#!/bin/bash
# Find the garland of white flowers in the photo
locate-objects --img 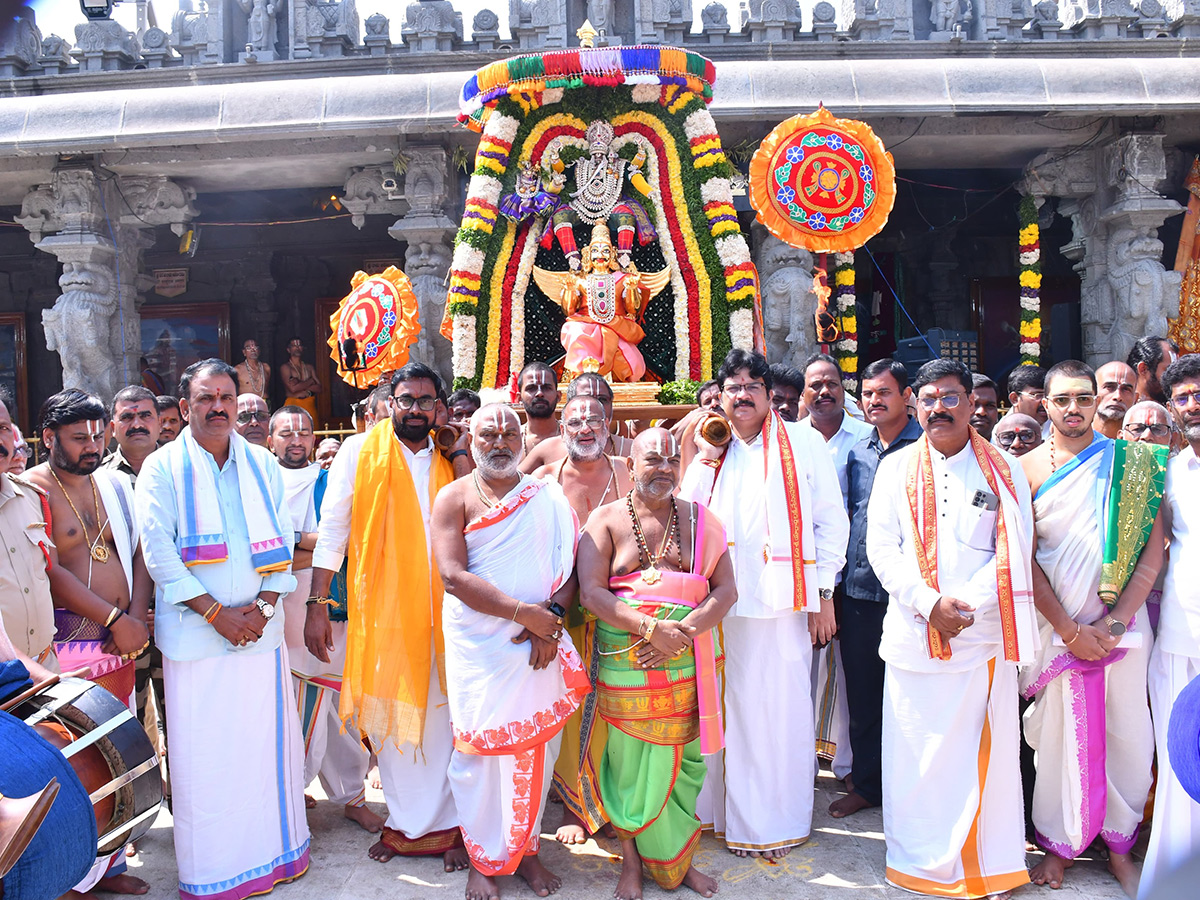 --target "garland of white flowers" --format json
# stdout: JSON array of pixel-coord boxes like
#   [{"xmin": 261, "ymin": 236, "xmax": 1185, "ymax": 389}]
[
  {"xmin": 1018, "ymin": 195, "xmax": 1042, "ymax": 364},
  {"xmin": 831, "ymin": 251, "xmax": 858, "ymax": 391},
  {"xmin": 506, "ymin": 218, "xmax": 544, "ymax": 380}
]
